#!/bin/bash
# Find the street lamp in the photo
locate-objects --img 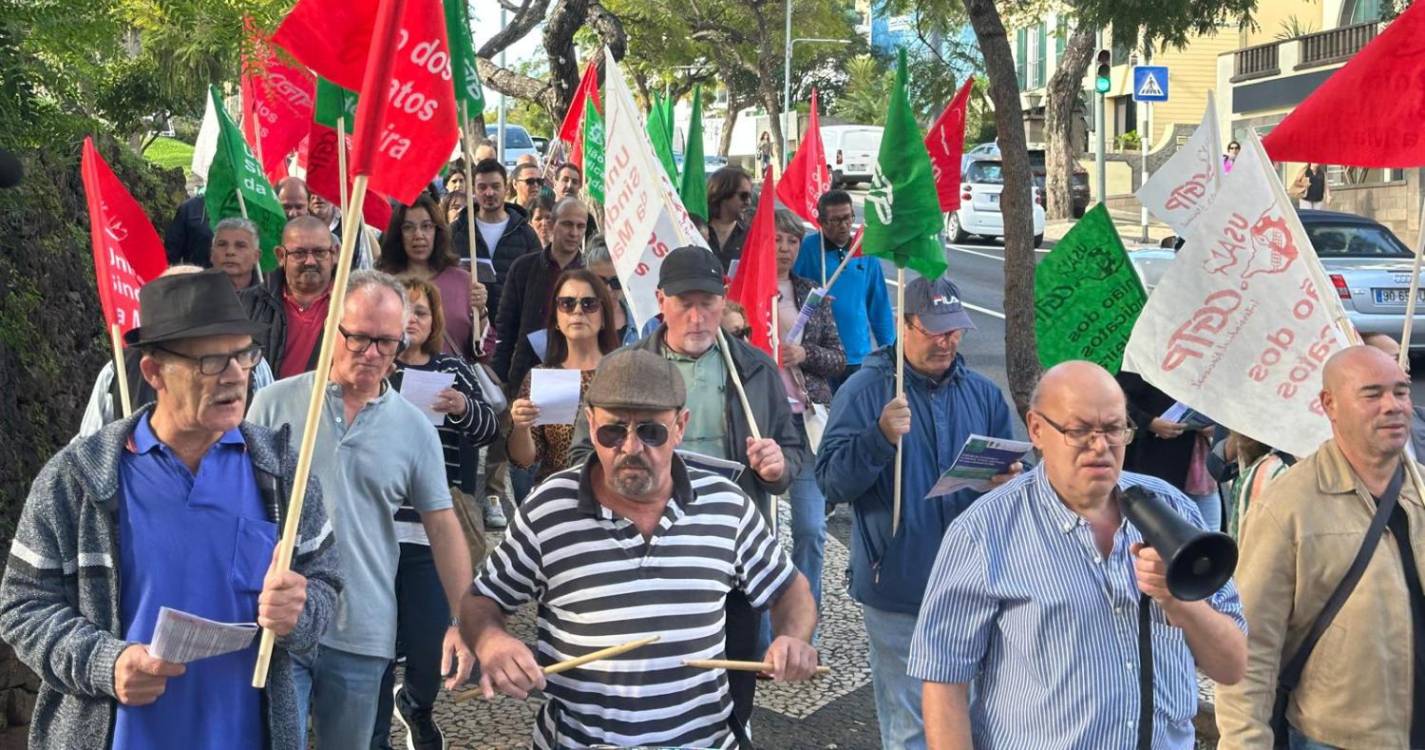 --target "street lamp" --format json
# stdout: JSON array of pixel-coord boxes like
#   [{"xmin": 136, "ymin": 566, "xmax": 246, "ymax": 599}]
[{"xmin": 781, "ymin": 34, "xmax": 851, "ymax": 161}]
